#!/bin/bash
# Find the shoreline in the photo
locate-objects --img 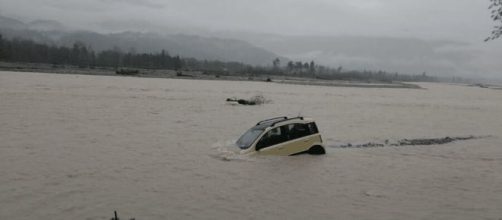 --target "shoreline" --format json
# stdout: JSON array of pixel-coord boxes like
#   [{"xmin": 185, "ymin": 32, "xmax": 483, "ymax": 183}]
[{"xmin": 0, "ymin": 61, "xmax": 422, "ymax": 89}]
